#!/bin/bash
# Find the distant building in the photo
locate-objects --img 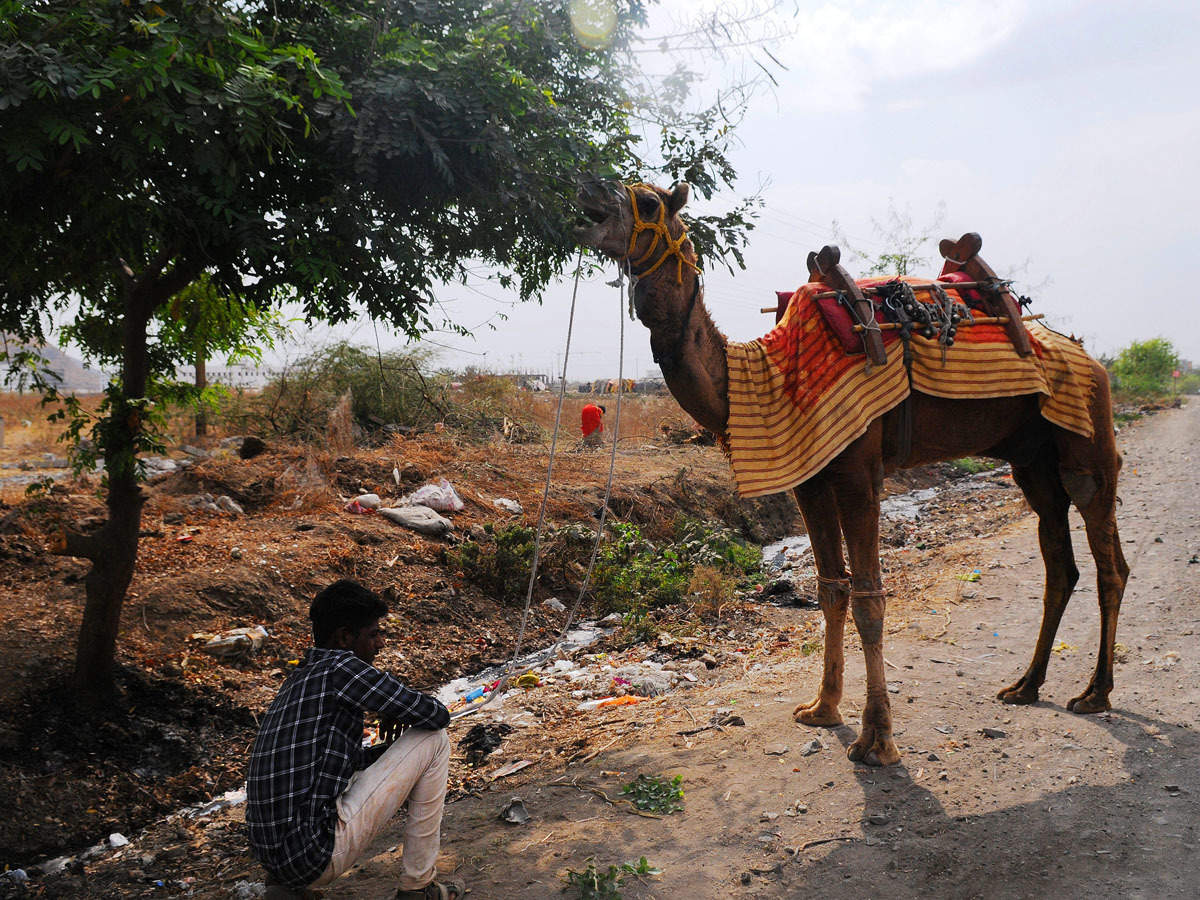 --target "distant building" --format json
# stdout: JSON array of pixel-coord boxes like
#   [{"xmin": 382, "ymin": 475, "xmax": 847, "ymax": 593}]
[{"xmin": 176, "ymin": 364, "xmax": 276, "ymax": 389}]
